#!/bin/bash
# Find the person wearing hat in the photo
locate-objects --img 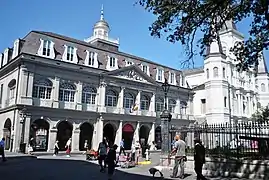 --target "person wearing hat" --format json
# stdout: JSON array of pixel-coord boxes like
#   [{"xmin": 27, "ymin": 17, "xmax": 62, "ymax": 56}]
[
  {"xmin": 194, "ymin": 137, "xmax": 207, "ymax": 180},
  {"xmin": 107, "ymin": 144, "xmax": 118, "ymax": 180}
]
